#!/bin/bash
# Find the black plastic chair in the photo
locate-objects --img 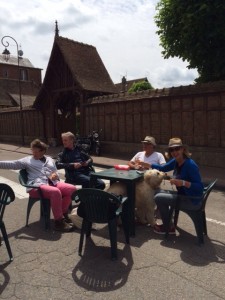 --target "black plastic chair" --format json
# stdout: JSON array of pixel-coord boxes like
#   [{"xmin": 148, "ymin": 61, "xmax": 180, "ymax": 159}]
[
  {"xmin": 72, "ymin": 188, "xmax": 130, "ymax": 260},
  {"xmin": 0, "ymin": 183, "xmax": 15, "ymax": 261},
  {"xmin": 18, "ymin": 169, "xmax": 51, "ymax": 230},
  {"xmin": 168, "ymin": 179, "xmax": 217, "ymax": 244}
]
